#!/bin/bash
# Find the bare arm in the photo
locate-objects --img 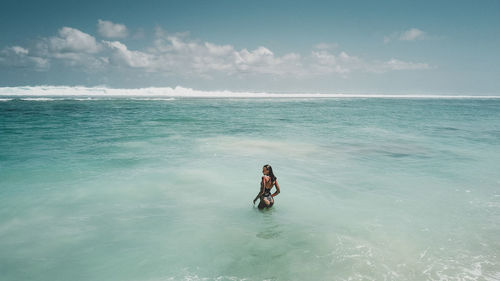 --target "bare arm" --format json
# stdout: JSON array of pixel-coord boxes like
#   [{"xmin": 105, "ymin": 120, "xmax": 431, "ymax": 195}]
[
  {"xmin": 272, "ymin": 179, "xmax": 281, "ymax": 197},
  {"xmin": 253, "ymin": 176, "xmax": 265, "ymax": 203}
]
